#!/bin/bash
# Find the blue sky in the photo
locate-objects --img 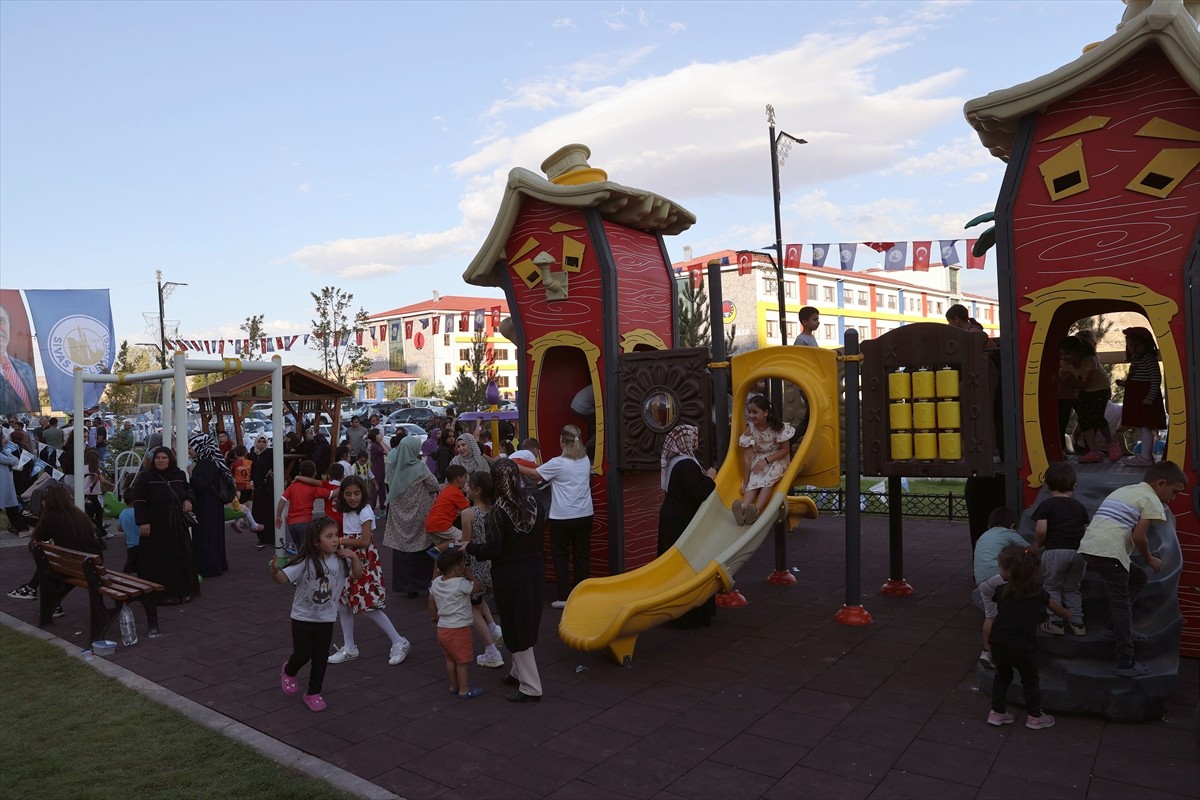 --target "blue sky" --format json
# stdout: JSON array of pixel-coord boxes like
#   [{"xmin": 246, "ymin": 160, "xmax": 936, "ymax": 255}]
[{"xmin": 0, "ymin": 0, "xmax": 1122, "ymax": 370}]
